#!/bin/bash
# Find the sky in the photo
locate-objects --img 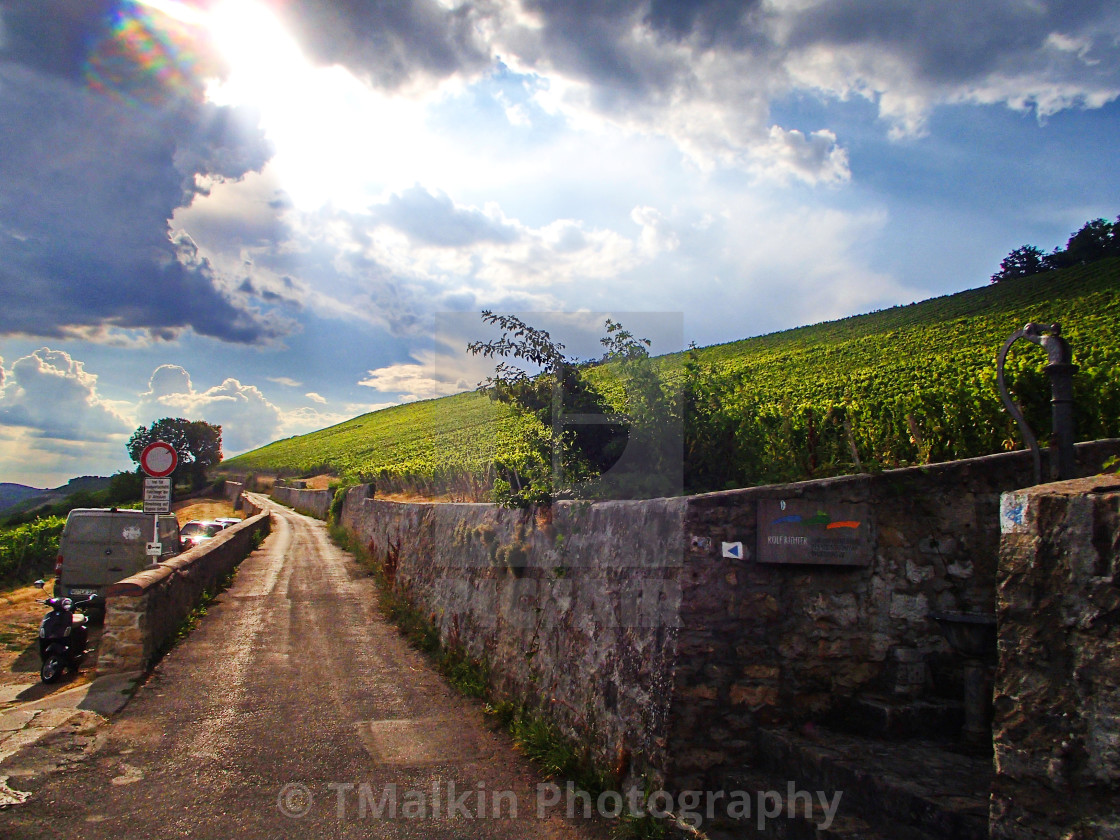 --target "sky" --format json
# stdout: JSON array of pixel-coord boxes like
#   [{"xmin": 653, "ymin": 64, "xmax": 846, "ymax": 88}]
[{"xmin": 0, "ymin": 0, "xmax": 1118, "ymax": 488}]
